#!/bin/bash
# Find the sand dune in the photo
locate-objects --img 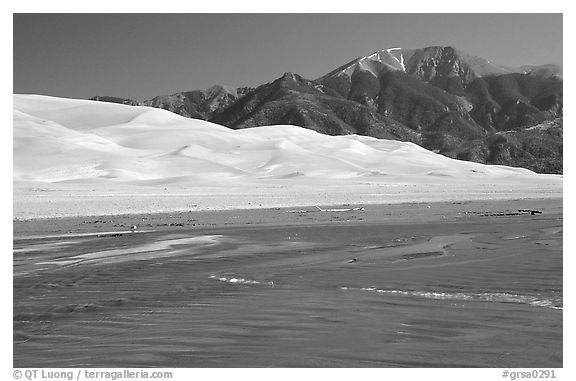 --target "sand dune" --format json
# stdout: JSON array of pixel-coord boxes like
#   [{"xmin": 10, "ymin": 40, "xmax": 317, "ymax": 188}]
[
  {"xmin": 13, "ymin": 94, "xmax": 562, "ymax": 218},
  {"xmin": 13, "ymin": 94, "xmax": 553, "ymax": 182}
]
